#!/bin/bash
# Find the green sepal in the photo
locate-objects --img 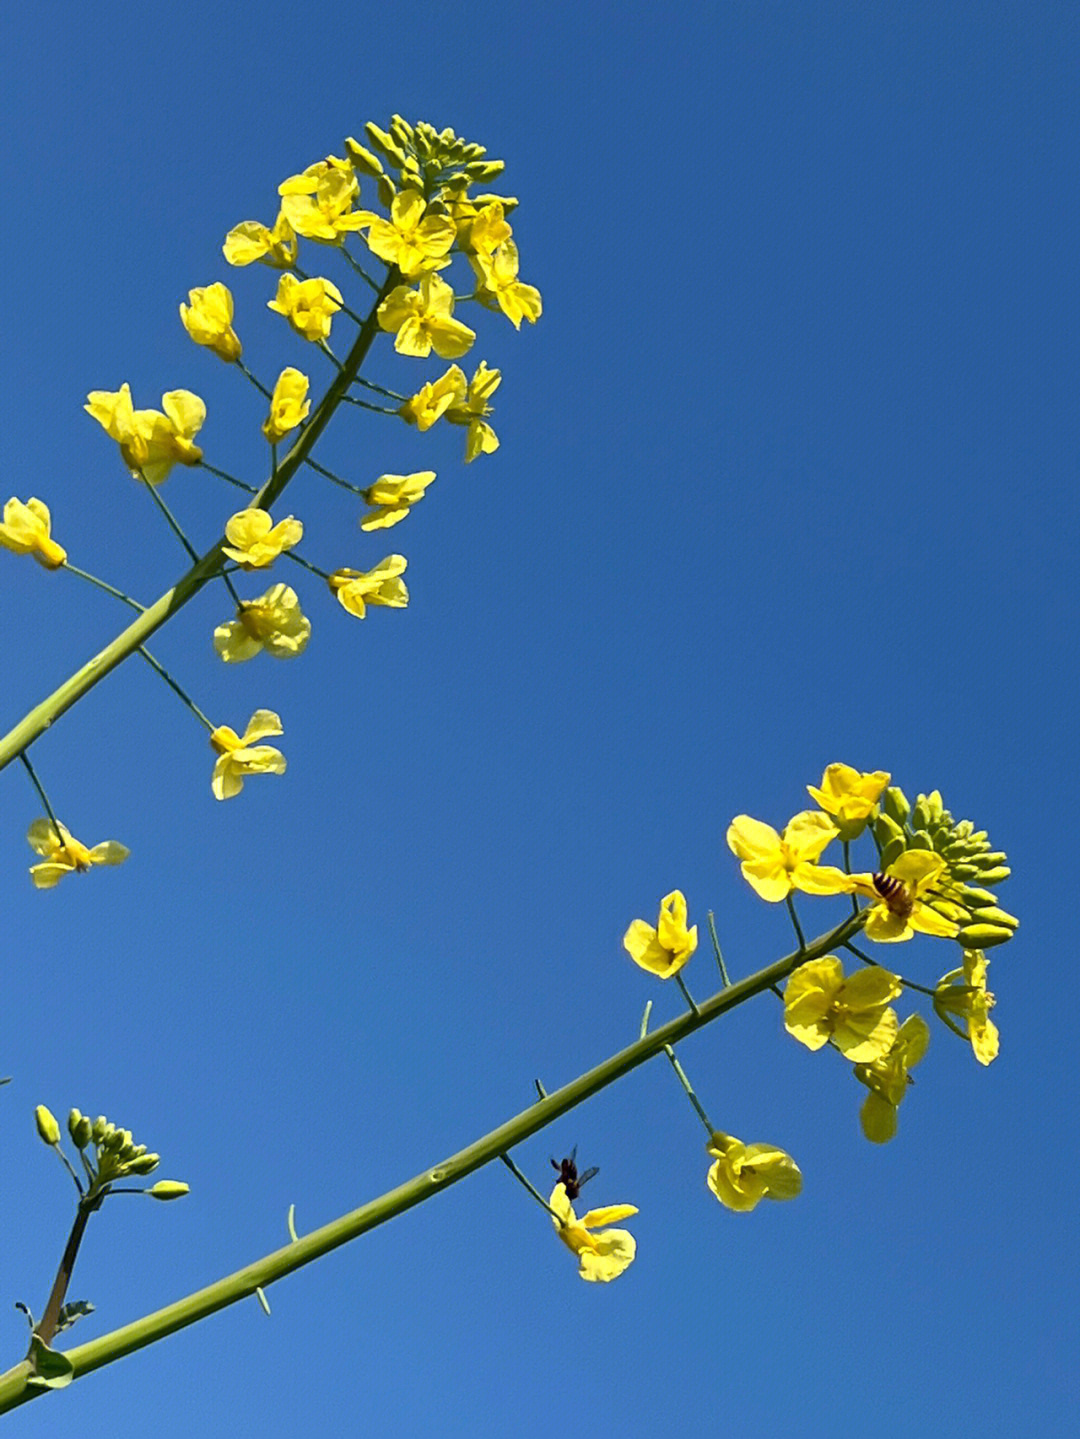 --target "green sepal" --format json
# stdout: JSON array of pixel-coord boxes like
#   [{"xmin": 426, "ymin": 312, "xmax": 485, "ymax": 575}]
[{"xmin": 26, "ymin": 1336, "xmax": 74, "ymax": 1390}]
